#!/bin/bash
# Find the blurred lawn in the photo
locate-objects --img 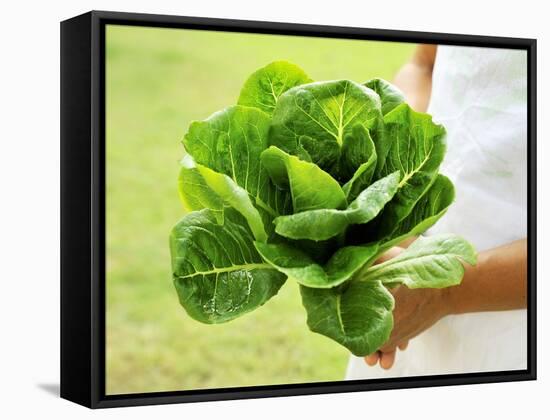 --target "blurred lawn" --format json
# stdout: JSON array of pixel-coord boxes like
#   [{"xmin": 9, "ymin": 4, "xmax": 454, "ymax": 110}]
[{"xmin": 105, "ymin": 24, "xmax": 414, "ymax": 395}]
